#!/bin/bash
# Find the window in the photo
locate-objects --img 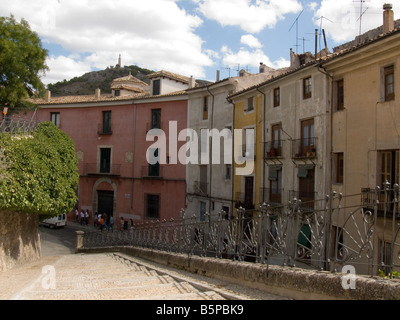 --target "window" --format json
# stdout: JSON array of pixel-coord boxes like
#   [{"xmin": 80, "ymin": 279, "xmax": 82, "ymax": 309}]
[
  {"xmin": 153, "ymin": 79, "xmax": 160, "ymax": 95},
  {"xmin": 273, "ymin": 88, "xmax": 280, "ymax": 107},
  {"xmin": 303, "ymin": 77, "xmax": 312, "ymax": 99},
  {"xmin": 301, "ymin": 119, "xmax": 315, "ymax": 156},
  {"xmin": 100, "ymin": 148, "xmax": 111, "ymax": 173},
  {"xmin": 242, "ymin": 128, "xmax": 255, "ymax": 158},
  {"xmin": 269, "ymin": 166, "xmax": 282, "ymax": 204},
  {"xmin": 199, "ymin": 165, "xmax": 207, "ymax": 194},
  {"xmin": 148, "ymin": 148, "xmax": 160, "ymax": 177},
  {"xmin": 379, "ymin": 150, "xmax": 399, "ymax": 186},
  {"xmin": 203, "ymin": 96, "xmax": 208, "ymax": 120},
  {"xmin": 114, "ymin": 90, "xmax": 120, "ymax": 97},
  {"xmin": 50, "ymin": 112, "xmax": 60, "ymax": 128},
  {"xmin": 271, "ymin": 124, "xmax": 282, "ymax": 157},
  {"xmin": 246, "ymin": 97, "xmax": 254, "ymax": 112},
  {"xmin": 298, "ymin": 165, "xmax": 315, "ymax": 208},
  {"xmin": 199, "ymin": 201, "xmax": 206, "ymax": 221},
  {"xmin": 151, "ymin": 109, "xmax": 161, "ymax": 129},
  {"xmin": 334, "ymin": 153, "xmax": 344, "ymax": 184},
  {"xmin": 225, "ymin": 164, "xmax": 231, "ymax": 180},
  {"xmin": 336, "ymin": 80, "xmax": 344, "ymax": 111},
  {"xmin": 384, "ymin": 65, "xmax": 395, "ymax": 101},
  {"xmin": 146, "ymin": 194, "xmax": 160, "ymax": 218},
  {"xmin": 102, "ymin": 111, "xmax": 112, "ymax": 134}
]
